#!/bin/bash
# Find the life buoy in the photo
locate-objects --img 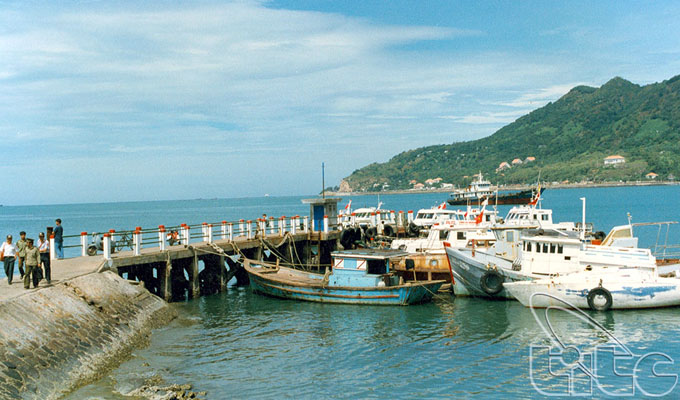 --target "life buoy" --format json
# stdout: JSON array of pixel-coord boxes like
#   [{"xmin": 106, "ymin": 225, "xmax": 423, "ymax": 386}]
[
  {"xmin": 587, "ymin": 287, "xmax": 612, "ymax": 311},
  {"xmin": 87, "ymin": 245, "xmax": 97, "ymax": 256},
  {"xmin": 480, "ymin": 270, "xmax": 504, "ymax": 295},
  {"xmin": 383, "ymin": 224, "xmax": 395, "ymax": 237}
]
